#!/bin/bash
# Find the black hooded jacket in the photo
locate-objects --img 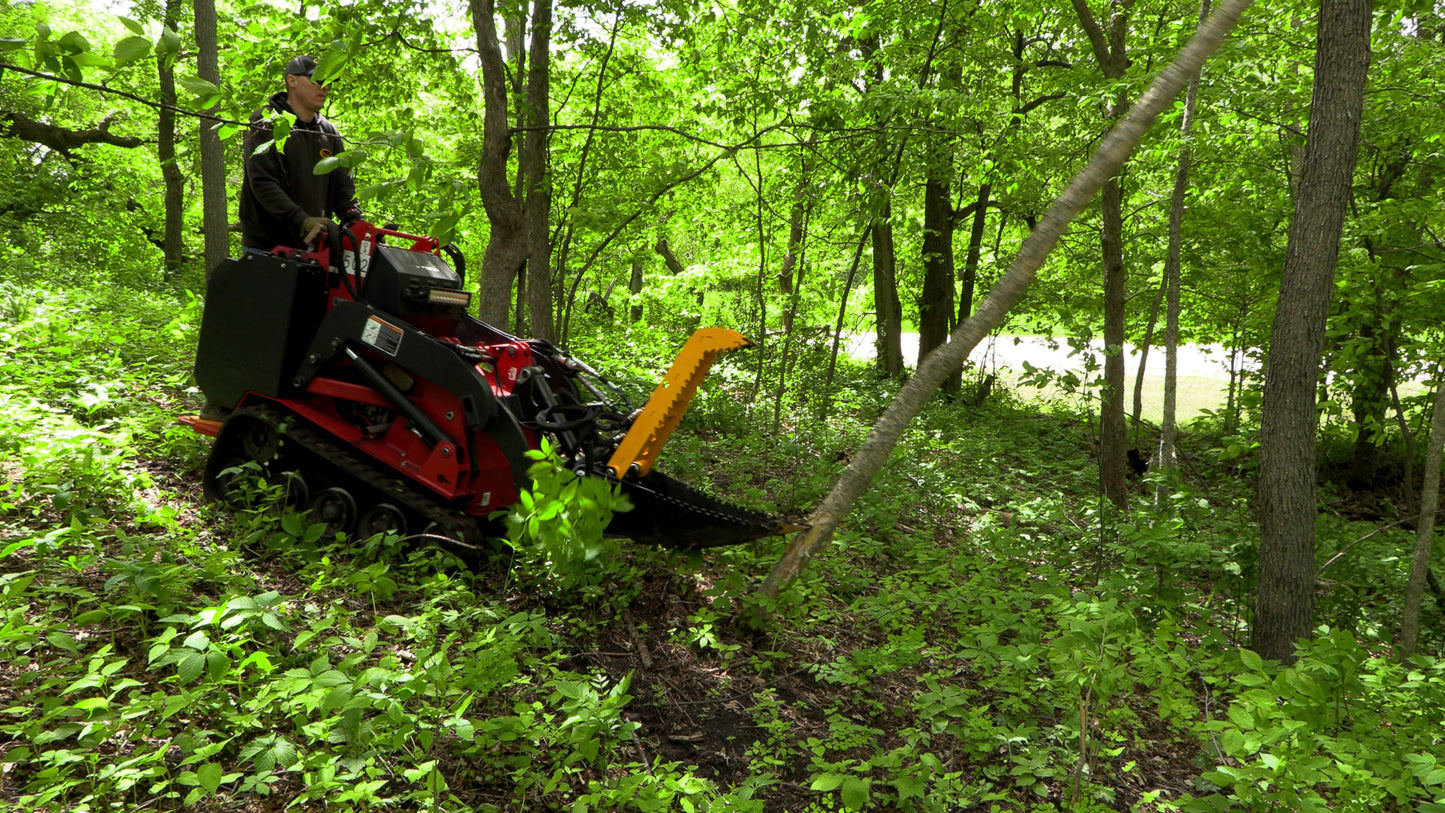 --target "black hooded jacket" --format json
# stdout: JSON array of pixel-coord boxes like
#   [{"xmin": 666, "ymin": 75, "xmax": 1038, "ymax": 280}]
[{"xmin": 238, "ymin": 91, "xmax": 360, "ymax": 250}]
